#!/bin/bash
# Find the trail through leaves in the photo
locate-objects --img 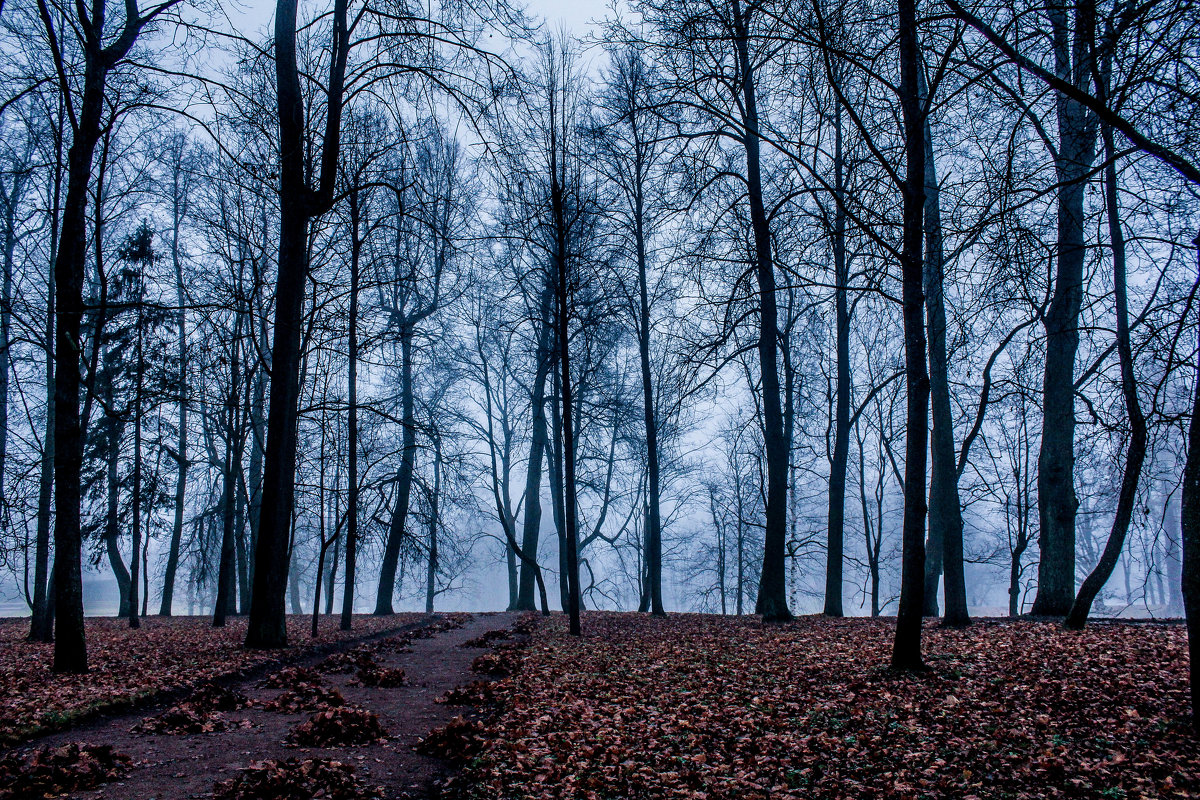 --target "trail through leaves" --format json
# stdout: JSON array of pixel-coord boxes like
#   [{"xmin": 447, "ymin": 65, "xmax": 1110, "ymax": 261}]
[{"xmin": 0, "ymin": 614, "xmax": 423, "ymax": 747}]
